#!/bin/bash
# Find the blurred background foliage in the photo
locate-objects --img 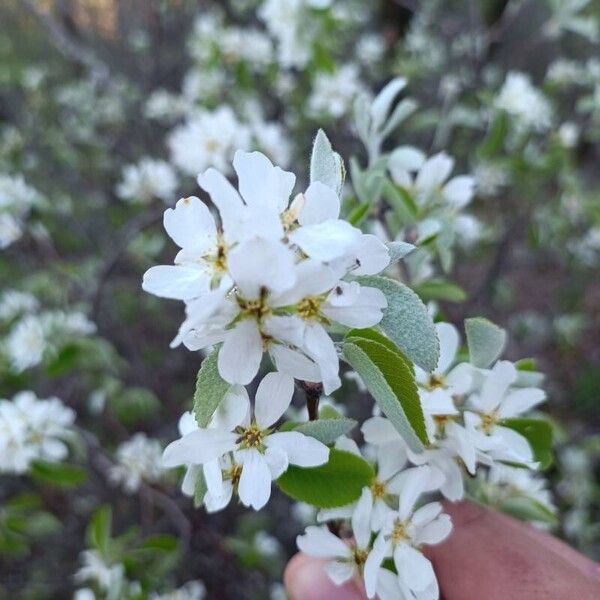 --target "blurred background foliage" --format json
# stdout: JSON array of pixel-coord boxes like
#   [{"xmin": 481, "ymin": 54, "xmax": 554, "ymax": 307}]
[{"xmin": 0, "ymin": 0, "xmax": 599, "ymax": 598}]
